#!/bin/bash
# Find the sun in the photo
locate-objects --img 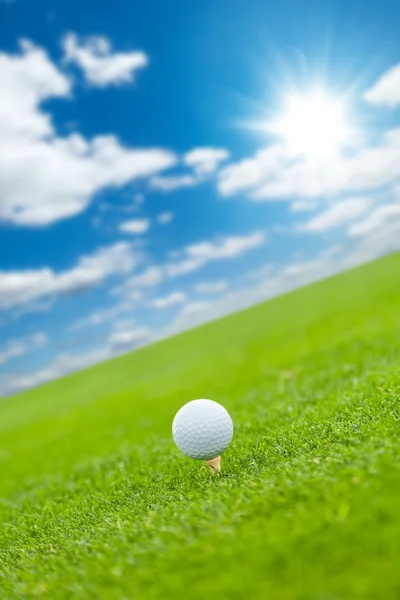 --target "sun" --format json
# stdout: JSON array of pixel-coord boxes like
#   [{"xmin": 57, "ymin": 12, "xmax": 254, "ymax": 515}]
[{"xmin": 267, "ymin": 89, "xmax": 351, "ymax": 160}]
